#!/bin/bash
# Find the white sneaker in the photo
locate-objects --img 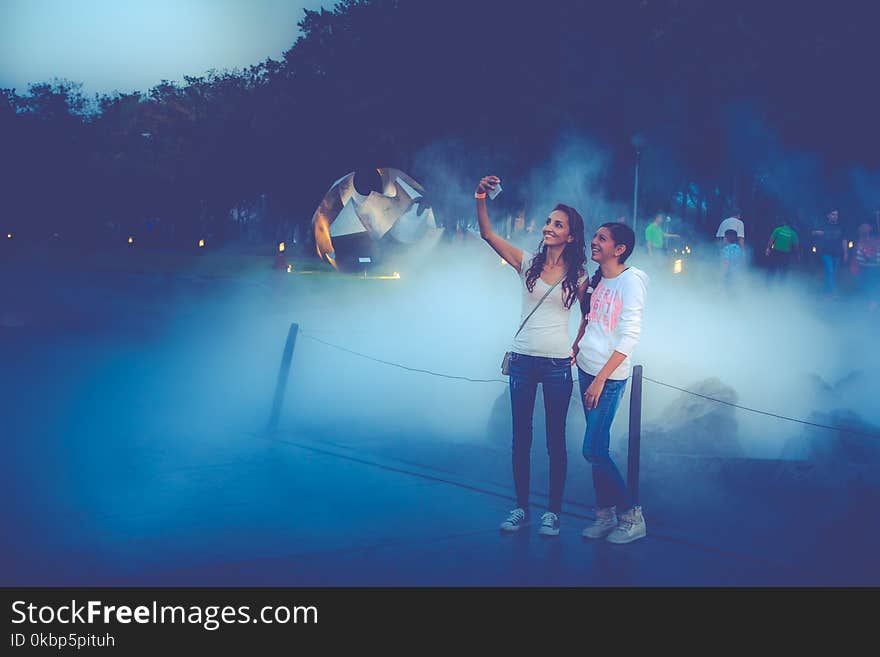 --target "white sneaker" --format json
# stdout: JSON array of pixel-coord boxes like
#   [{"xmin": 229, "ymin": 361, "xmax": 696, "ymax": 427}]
[
  {"xmin": 500, "ymin": 507, "xmax": 529, "ymax": 532},
  {"xmin": 582, "ymin": 506, "xmax": 617, "ymax": 539},
  {"xmin": 538, "ymin": 511, "xmax": 560, "ymax": 536},
  {"xmin": 606, "ymin": 506, "xmax": 647, "ymax": 544}
]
